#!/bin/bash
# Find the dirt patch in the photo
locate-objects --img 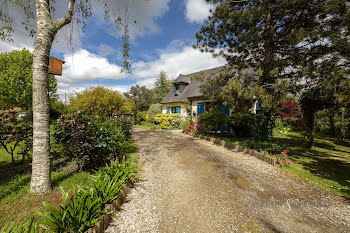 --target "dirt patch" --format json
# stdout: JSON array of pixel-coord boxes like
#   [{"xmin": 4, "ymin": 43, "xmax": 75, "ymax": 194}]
[{"xmin": 107, "ymin": 127, "xmax": 350, "ymax": 233}]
